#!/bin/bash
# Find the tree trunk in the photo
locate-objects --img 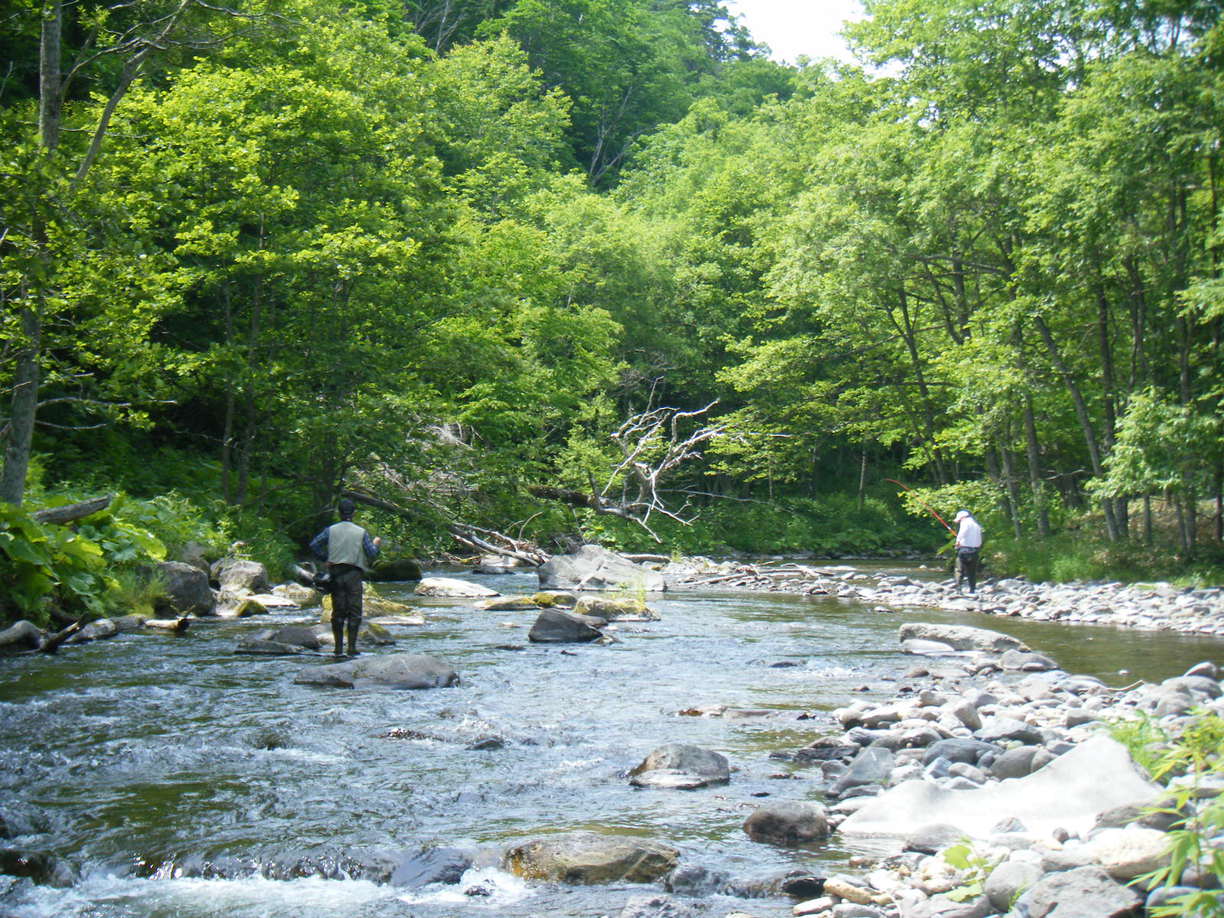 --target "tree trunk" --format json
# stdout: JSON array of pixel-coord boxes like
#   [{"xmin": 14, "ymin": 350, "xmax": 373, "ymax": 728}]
[
  {"xmin": 1022, "ymin": 395, "xmax": 1050, "ymax": 537},
  {"xmin": 1033, "ymin": 315, "xmax": 1121, "ymax": 540},
  {"xmin": 1, "ymin": 1, "xmax": 61, "ymax": 506},
  {"xmin": 0, "ymin": 307, "xmax": 41, "ymax": 506}
]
